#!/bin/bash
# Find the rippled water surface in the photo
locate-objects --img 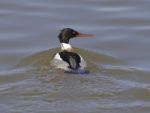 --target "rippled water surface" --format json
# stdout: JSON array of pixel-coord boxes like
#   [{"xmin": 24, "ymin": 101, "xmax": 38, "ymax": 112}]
[{"xmin": 0, "ymin": 0, "xmax": 150, "ymax": 113}]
